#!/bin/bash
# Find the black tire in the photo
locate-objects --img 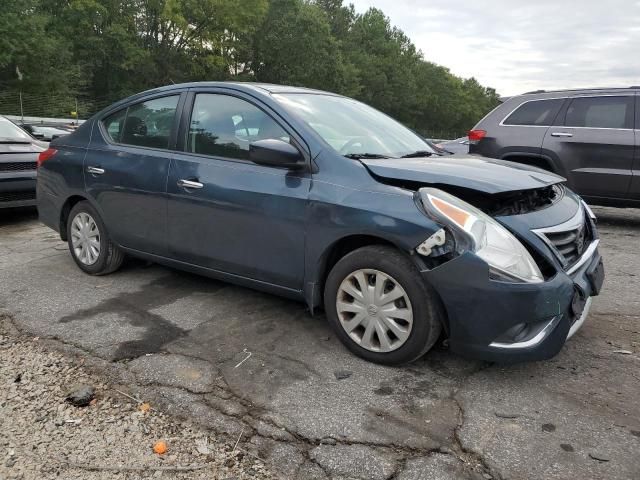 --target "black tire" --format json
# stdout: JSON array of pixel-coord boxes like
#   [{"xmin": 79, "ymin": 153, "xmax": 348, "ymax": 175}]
[
  {"xmin": 66, "ymin": 201, "xmax": 125, "ymax": 275},
  {"xmin": 324, "ymin": 245, "xmax": 443, "ymax": 365}
]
